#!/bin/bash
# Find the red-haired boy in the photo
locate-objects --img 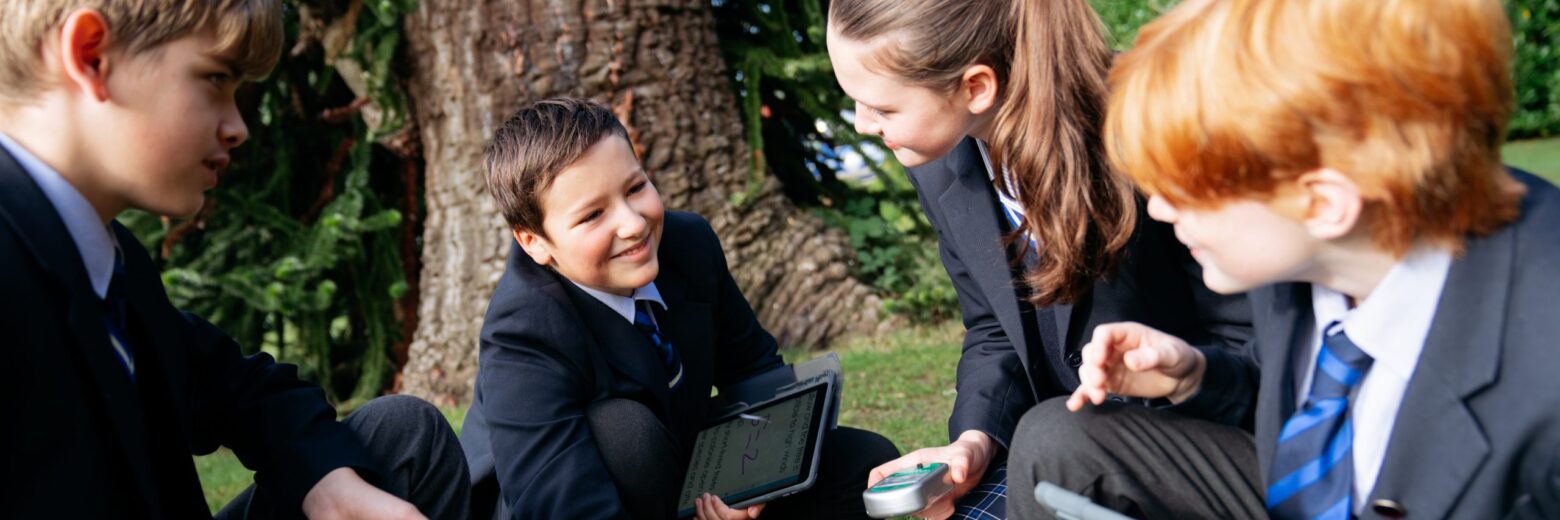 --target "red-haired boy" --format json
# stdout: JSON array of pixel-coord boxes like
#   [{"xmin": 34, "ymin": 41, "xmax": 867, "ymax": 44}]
[{"xmin": 1007, "ymin": 0, "xmax": 1560, "ymax": 518}]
